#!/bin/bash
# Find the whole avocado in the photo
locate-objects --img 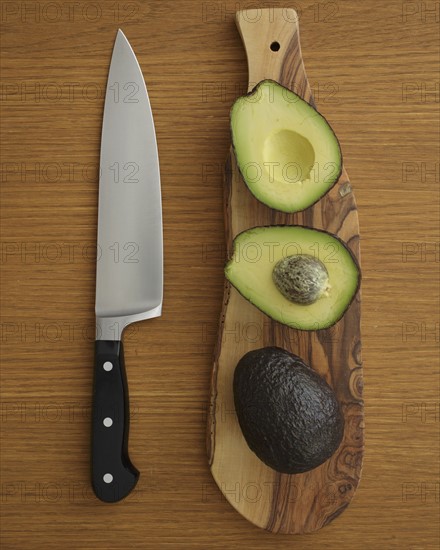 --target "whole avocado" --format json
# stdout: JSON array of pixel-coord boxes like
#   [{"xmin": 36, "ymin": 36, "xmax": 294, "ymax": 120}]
[{"xmin": 233, "ymin": 347, "xmax": 344, "ymax": 474}]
